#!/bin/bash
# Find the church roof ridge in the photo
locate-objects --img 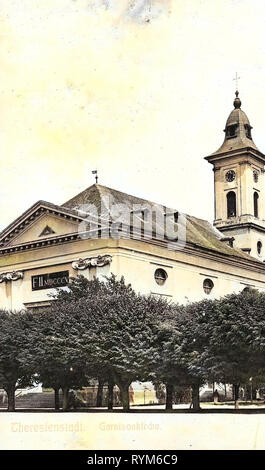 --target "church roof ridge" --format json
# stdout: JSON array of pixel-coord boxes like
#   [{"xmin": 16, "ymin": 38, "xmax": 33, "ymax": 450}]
[{"xmin": 62, "ymin": 183, "xmax": 169, "ymax": 212}]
